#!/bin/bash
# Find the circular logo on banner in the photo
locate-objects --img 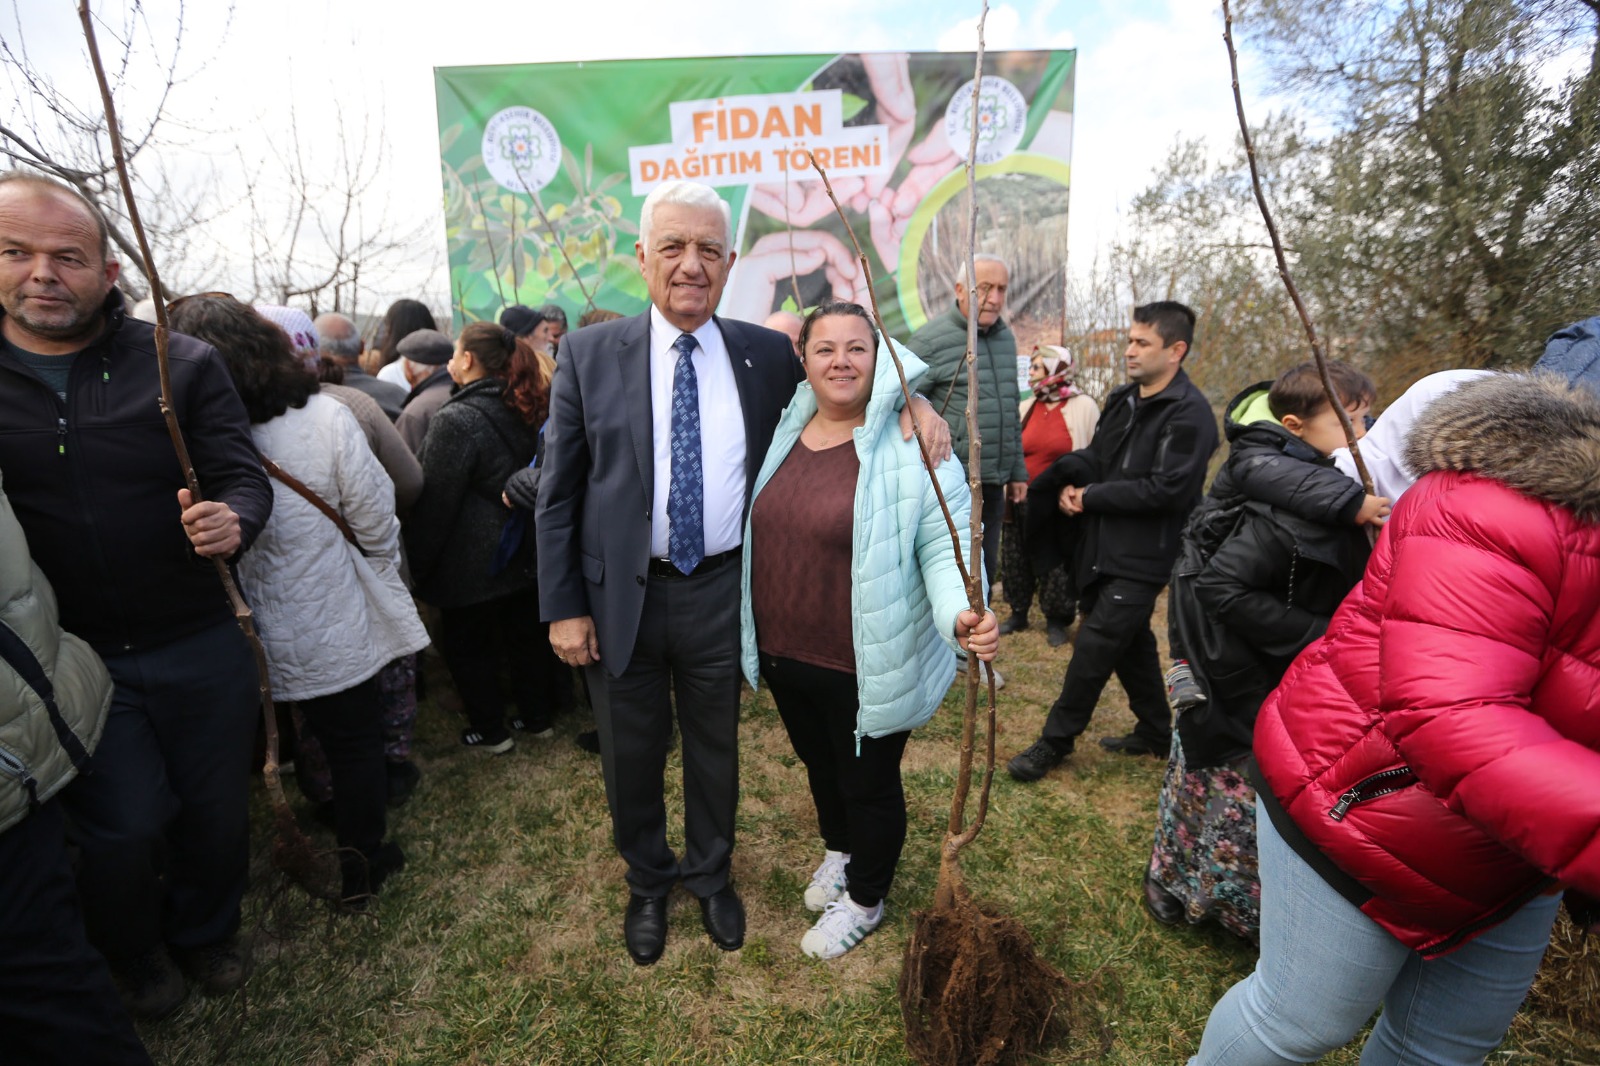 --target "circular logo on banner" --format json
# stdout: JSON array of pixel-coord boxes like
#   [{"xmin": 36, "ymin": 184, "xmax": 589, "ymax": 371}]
[
  {"xmin": 944, "ymin": 76, "xmax": 1029, "ymax": 164},
  {"xmin": 482, "ymin": 106, "xmax": 562, "ymax": 193}
]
